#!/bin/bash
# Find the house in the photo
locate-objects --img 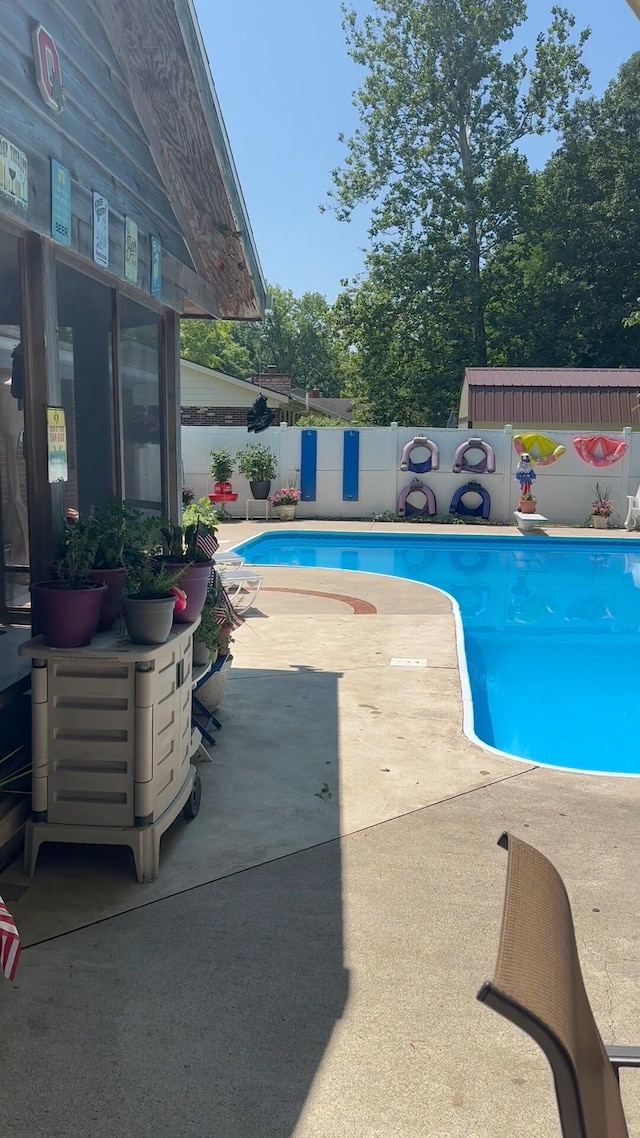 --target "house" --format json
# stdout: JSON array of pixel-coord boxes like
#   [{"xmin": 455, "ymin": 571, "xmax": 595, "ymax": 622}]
[
  {"xmin": 459, "ymin": 368, "xmax": 640, "ymax": 430},
  {"xmin": 0, "ymin": 0, "xmax": 265, "ymax": 856},
  {"xmin": 181, "ymin": 362, "xmax": 353, "ymax": 425}
]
